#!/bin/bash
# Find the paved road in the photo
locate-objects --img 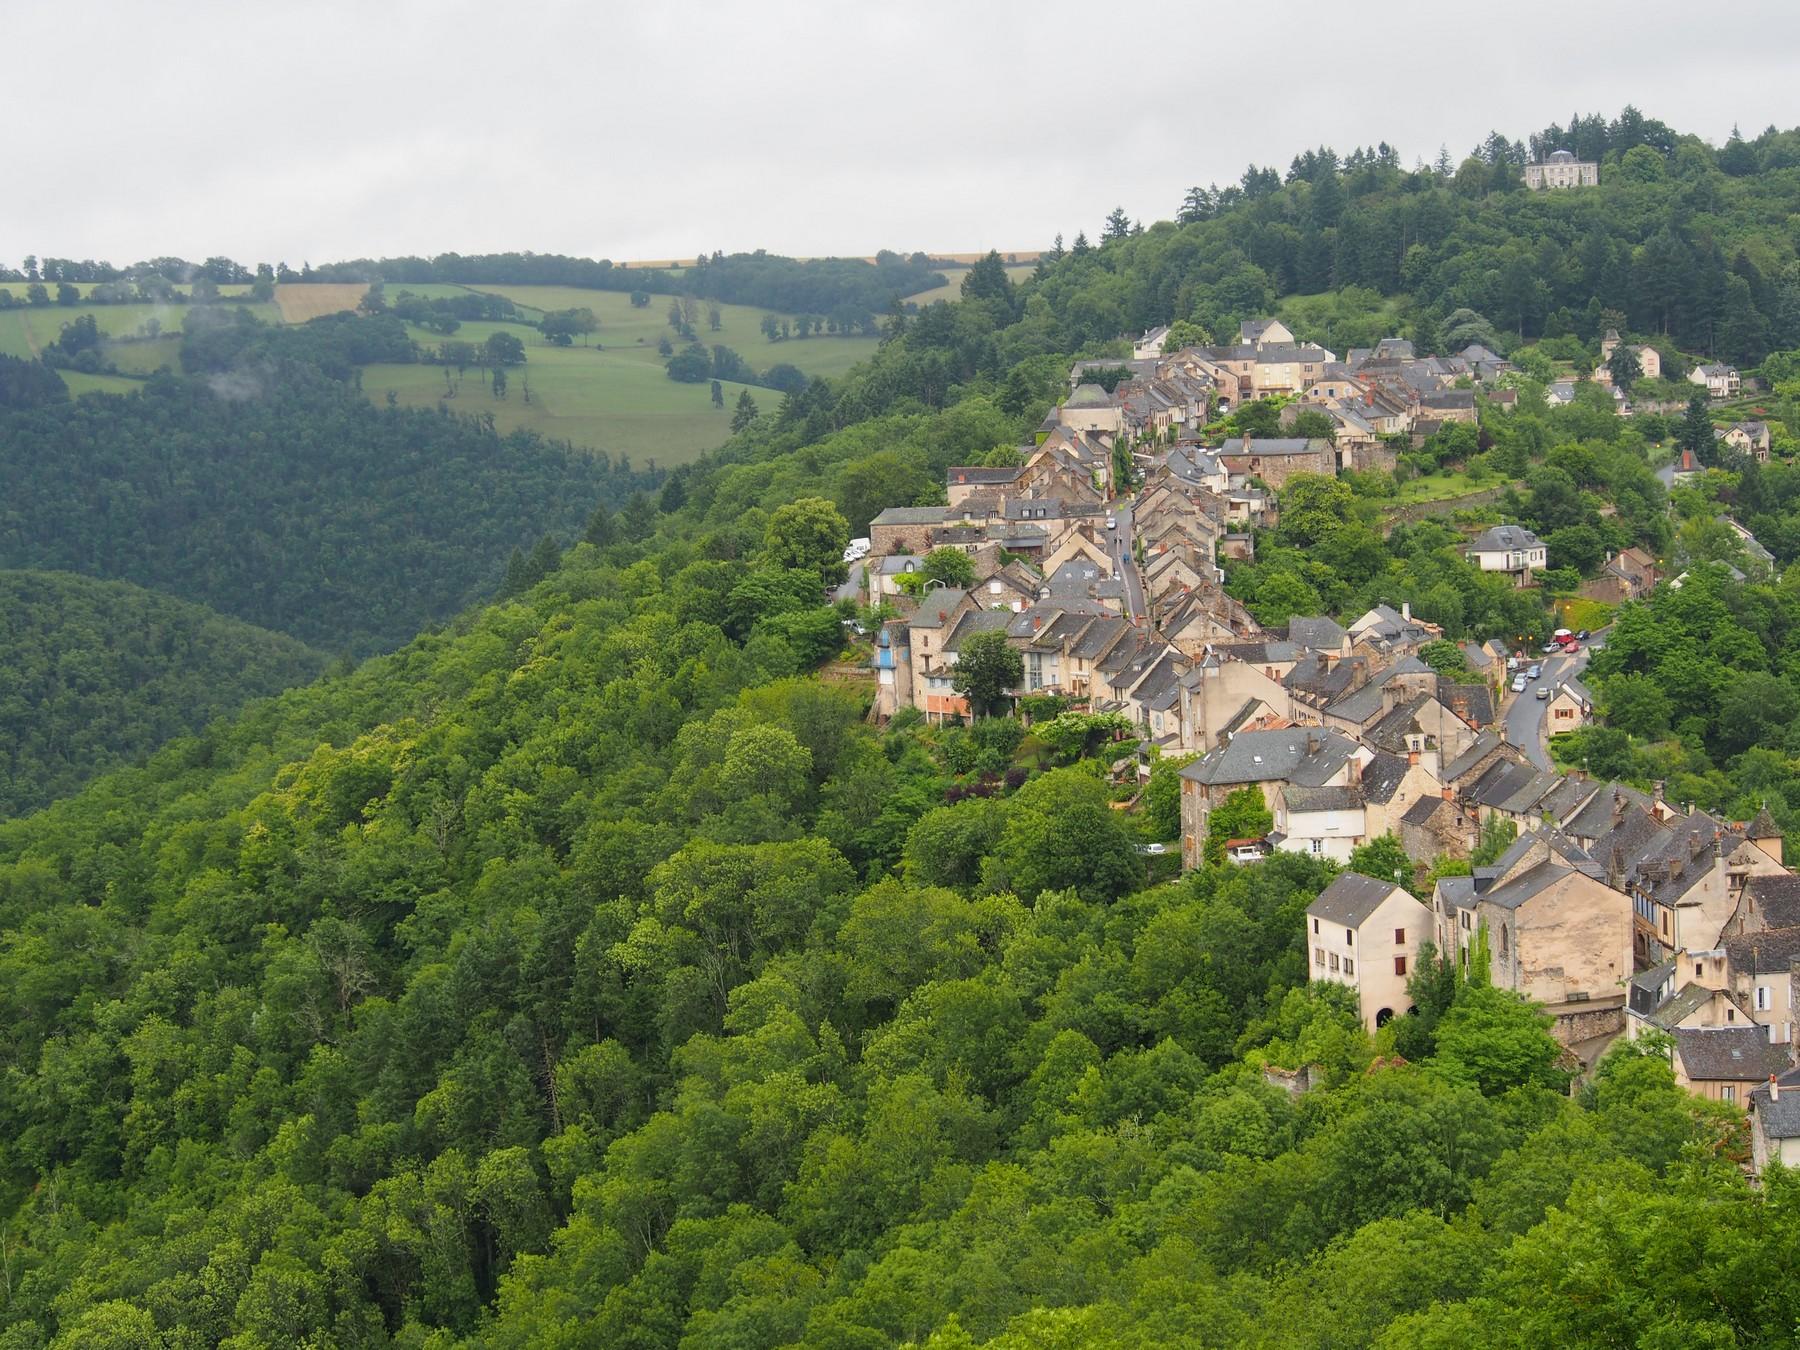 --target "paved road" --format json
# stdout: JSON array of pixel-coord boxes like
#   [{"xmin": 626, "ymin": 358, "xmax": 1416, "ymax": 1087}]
[
  {"xmin": 1109, "ymin": 503, "xmax": 1147, "ymax": 621},
  {"xmin": 1503, "ymin": 644, "xmax": 1593, "ymax": 770}
]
